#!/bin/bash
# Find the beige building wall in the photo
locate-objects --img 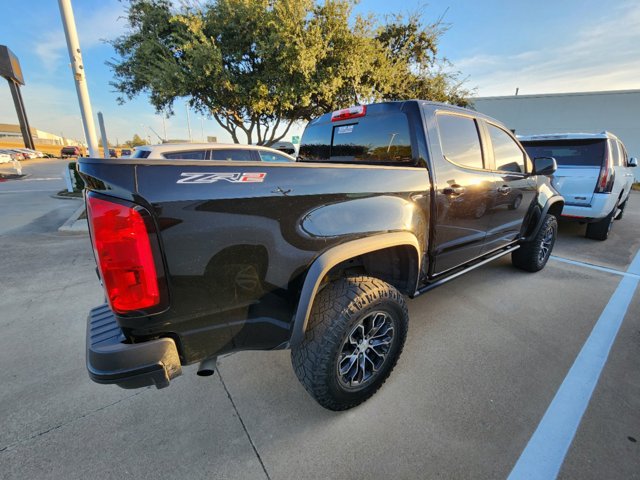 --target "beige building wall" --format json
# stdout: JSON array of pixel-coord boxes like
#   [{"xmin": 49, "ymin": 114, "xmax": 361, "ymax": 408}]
[{"xmin": 471, "ymin": 90, "xmax": 640, "ymax": 164}]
